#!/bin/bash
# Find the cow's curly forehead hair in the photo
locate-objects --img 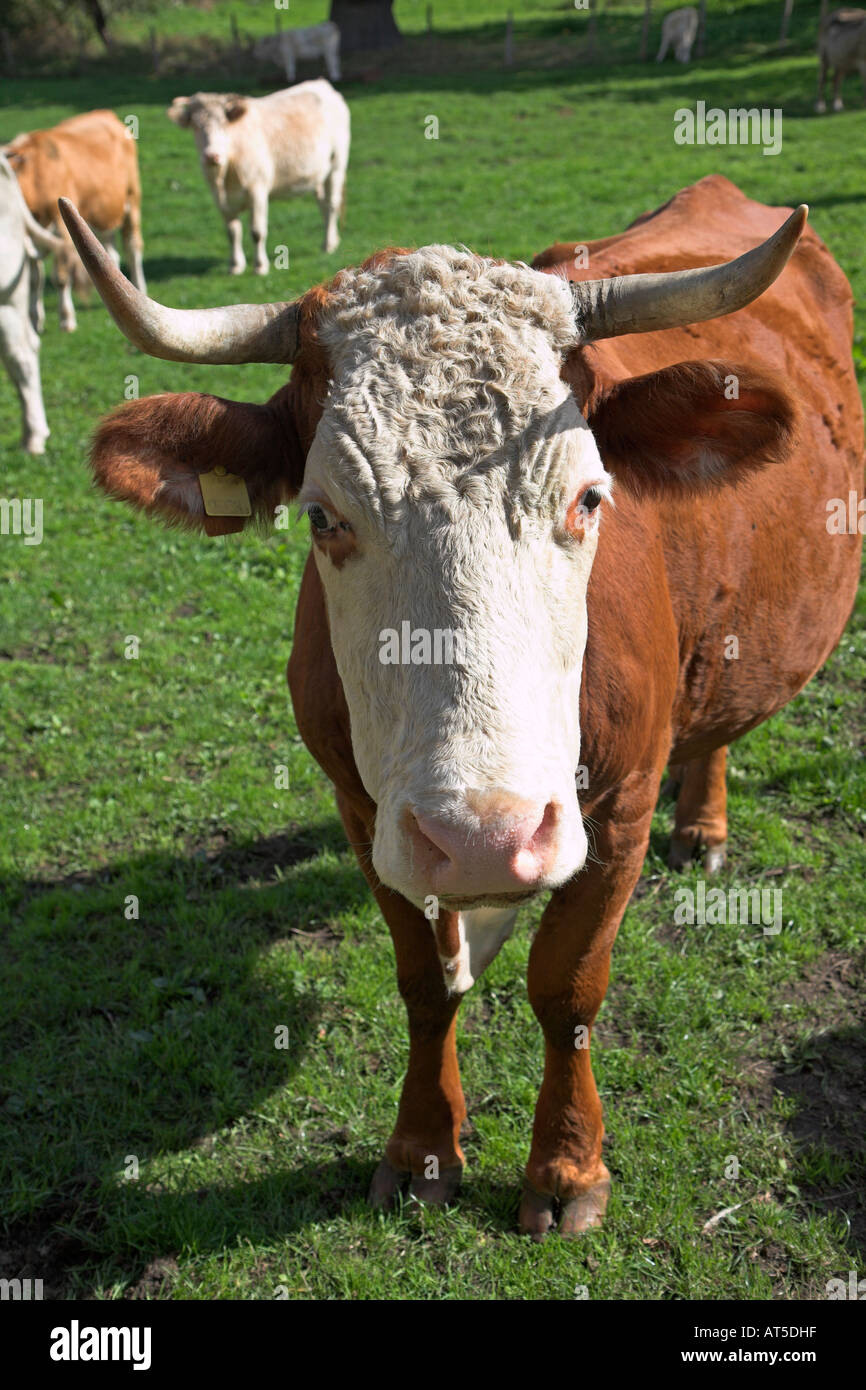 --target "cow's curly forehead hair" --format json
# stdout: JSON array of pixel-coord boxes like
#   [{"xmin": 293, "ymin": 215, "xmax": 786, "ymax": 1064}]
[{"xmin": 309, "ymin": 246, "xmax": 582, "ymax": 515}]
